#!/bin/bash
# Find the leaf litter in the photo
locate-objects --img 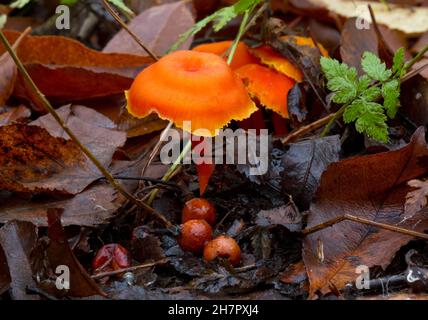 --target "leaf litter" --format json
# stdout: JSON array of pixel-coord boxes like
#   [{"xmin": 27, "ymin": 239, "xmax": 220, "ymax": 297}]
[{"xmin": 1, "ymin": 0, "xmax": 428, "ymax": 301}]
